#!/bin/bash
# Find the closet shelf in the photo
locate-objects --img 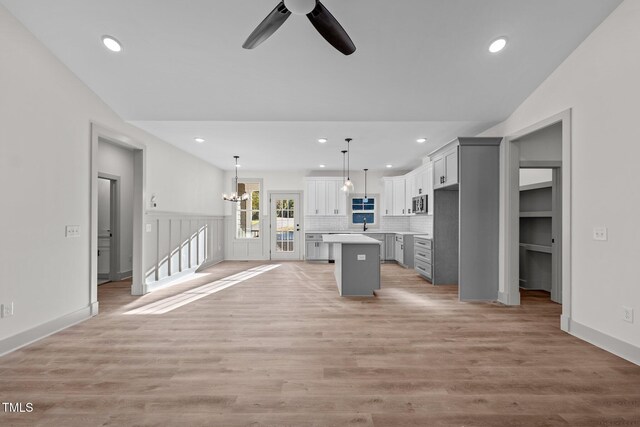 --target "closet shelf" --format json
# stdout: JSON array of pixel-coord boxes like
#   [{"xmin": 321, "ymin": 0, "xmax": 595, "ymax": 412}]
[
  {"xmin": 520, "ymin": 211, "xmax": 552, "ymax": 218},
  {"xmin": 519, "ymin": 243, "xmax": 552, "ymax": 254}
]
